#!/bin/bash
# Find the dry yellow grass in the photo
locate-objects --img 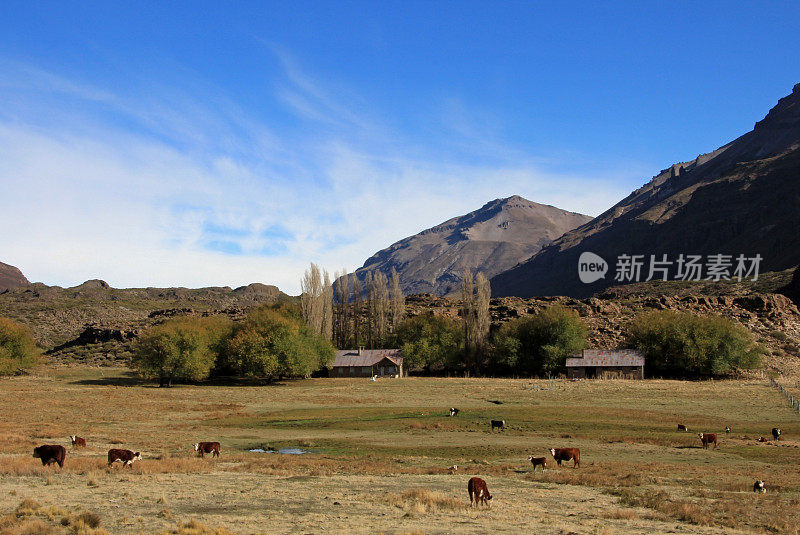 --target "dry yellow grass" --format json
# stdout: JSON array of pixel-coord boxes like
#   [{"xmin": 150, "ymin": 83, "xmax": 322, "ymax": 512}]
[{"xmin": 0, "ymin": 367, "xmax": 799, "ymax": 533}]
